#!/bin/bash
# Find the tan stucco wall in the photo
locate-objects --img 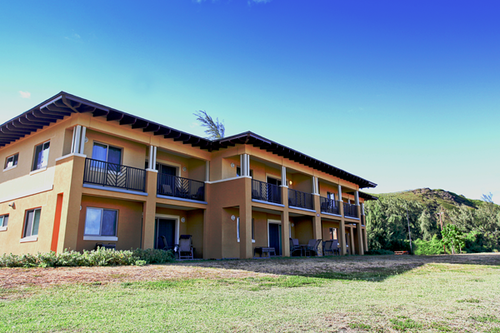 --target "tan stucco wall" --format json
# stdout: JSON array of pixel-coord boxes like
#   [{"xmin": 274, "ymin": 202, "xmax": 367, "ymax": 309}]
[
  {"xmin": 0, "ymin": 190, "xmax": 55, "ymax": 255},
  {"xmin": 292, "ymin": 216, "xmax": 314, "ymax": 244},
  {"xmin": 321, "ymin": 220, "xmax": 340, "ymax": 241},
  {"xmin": 251, "ymin": 211, "xmax": 281, "ymax": 250}
]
